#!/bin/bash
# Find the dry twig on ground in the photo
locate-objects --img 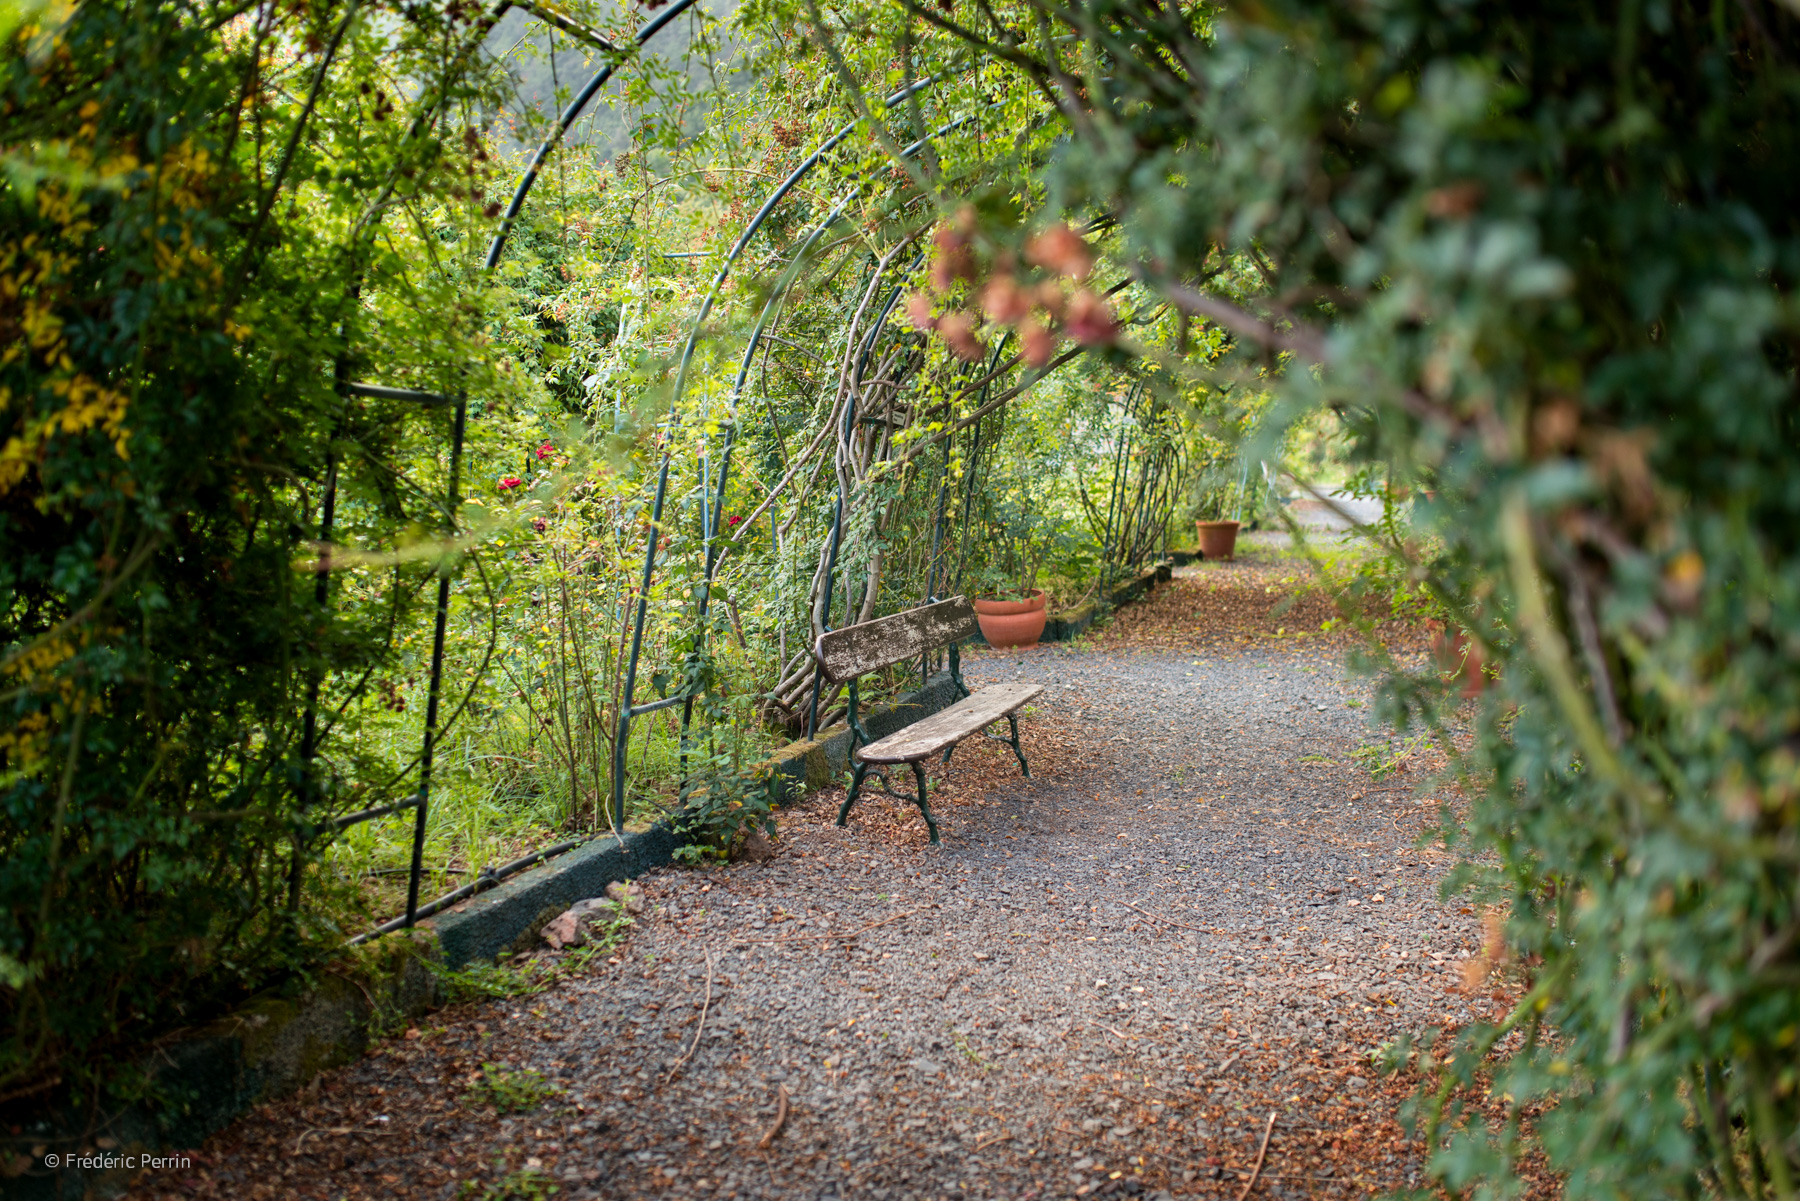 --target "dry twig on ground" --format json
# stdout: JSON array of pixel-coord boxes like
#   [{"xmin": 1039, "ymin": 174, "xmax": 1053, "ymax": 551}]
[
  {"xmin": 1236, "ymin": 1110, "xmax": 1278, "ymax": 1201},
  {"xmin": 756, "ymin": 1083, "xmax": 790, "ymax": 1150}
]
